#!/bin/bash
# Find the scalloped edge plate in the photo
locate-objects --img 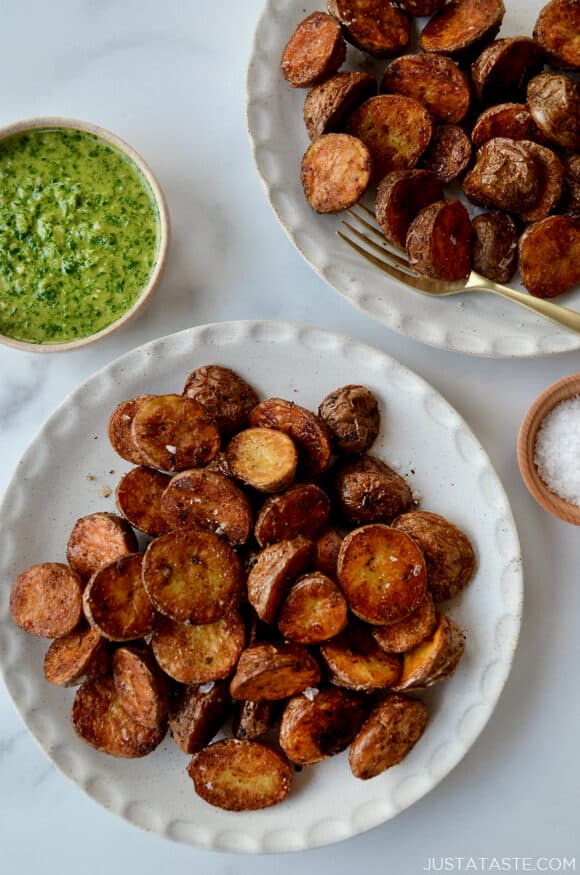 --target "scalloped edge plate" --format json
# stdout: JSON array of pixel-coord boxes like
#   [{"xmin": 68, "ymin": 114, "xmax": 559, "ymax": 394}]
[{"xmin": 0, "ymin": 321, "xmax": 522, "ymax": 852}]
